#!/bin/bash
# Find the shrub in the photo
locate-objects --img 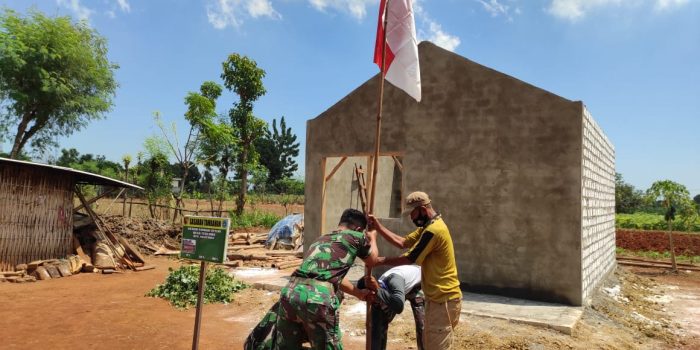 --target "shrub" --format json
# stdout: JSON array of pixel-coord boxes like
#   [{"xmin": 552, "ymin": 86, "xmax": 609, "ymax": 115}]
[
  {"xmin": 616, "ymin": 213, "xmax": 700, "ymax": 232},
  {"xmin": 147, "ymin": 265, "xmax": 247, "ymax": 309},
  {"xmin": 229, "ymin": 210, "xmax": 281, "ymax": 229}
]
